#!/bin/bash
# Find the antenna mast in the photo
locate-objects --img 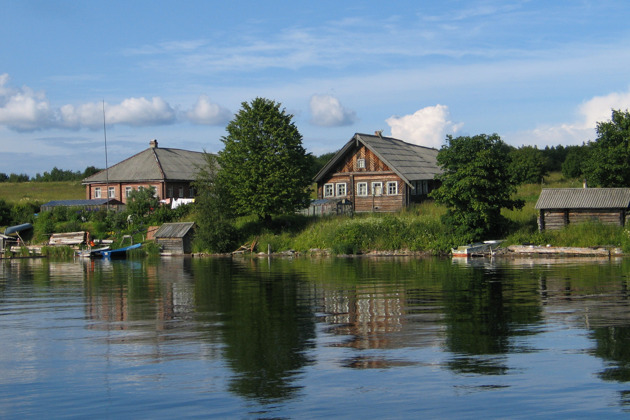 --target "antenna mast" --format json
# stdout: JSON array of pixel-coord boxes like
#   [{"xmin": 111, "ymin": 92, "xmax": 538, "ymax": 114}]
[{"xmin": 103, "ymin": 100, "xmax": 110, "ymax": 212}]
